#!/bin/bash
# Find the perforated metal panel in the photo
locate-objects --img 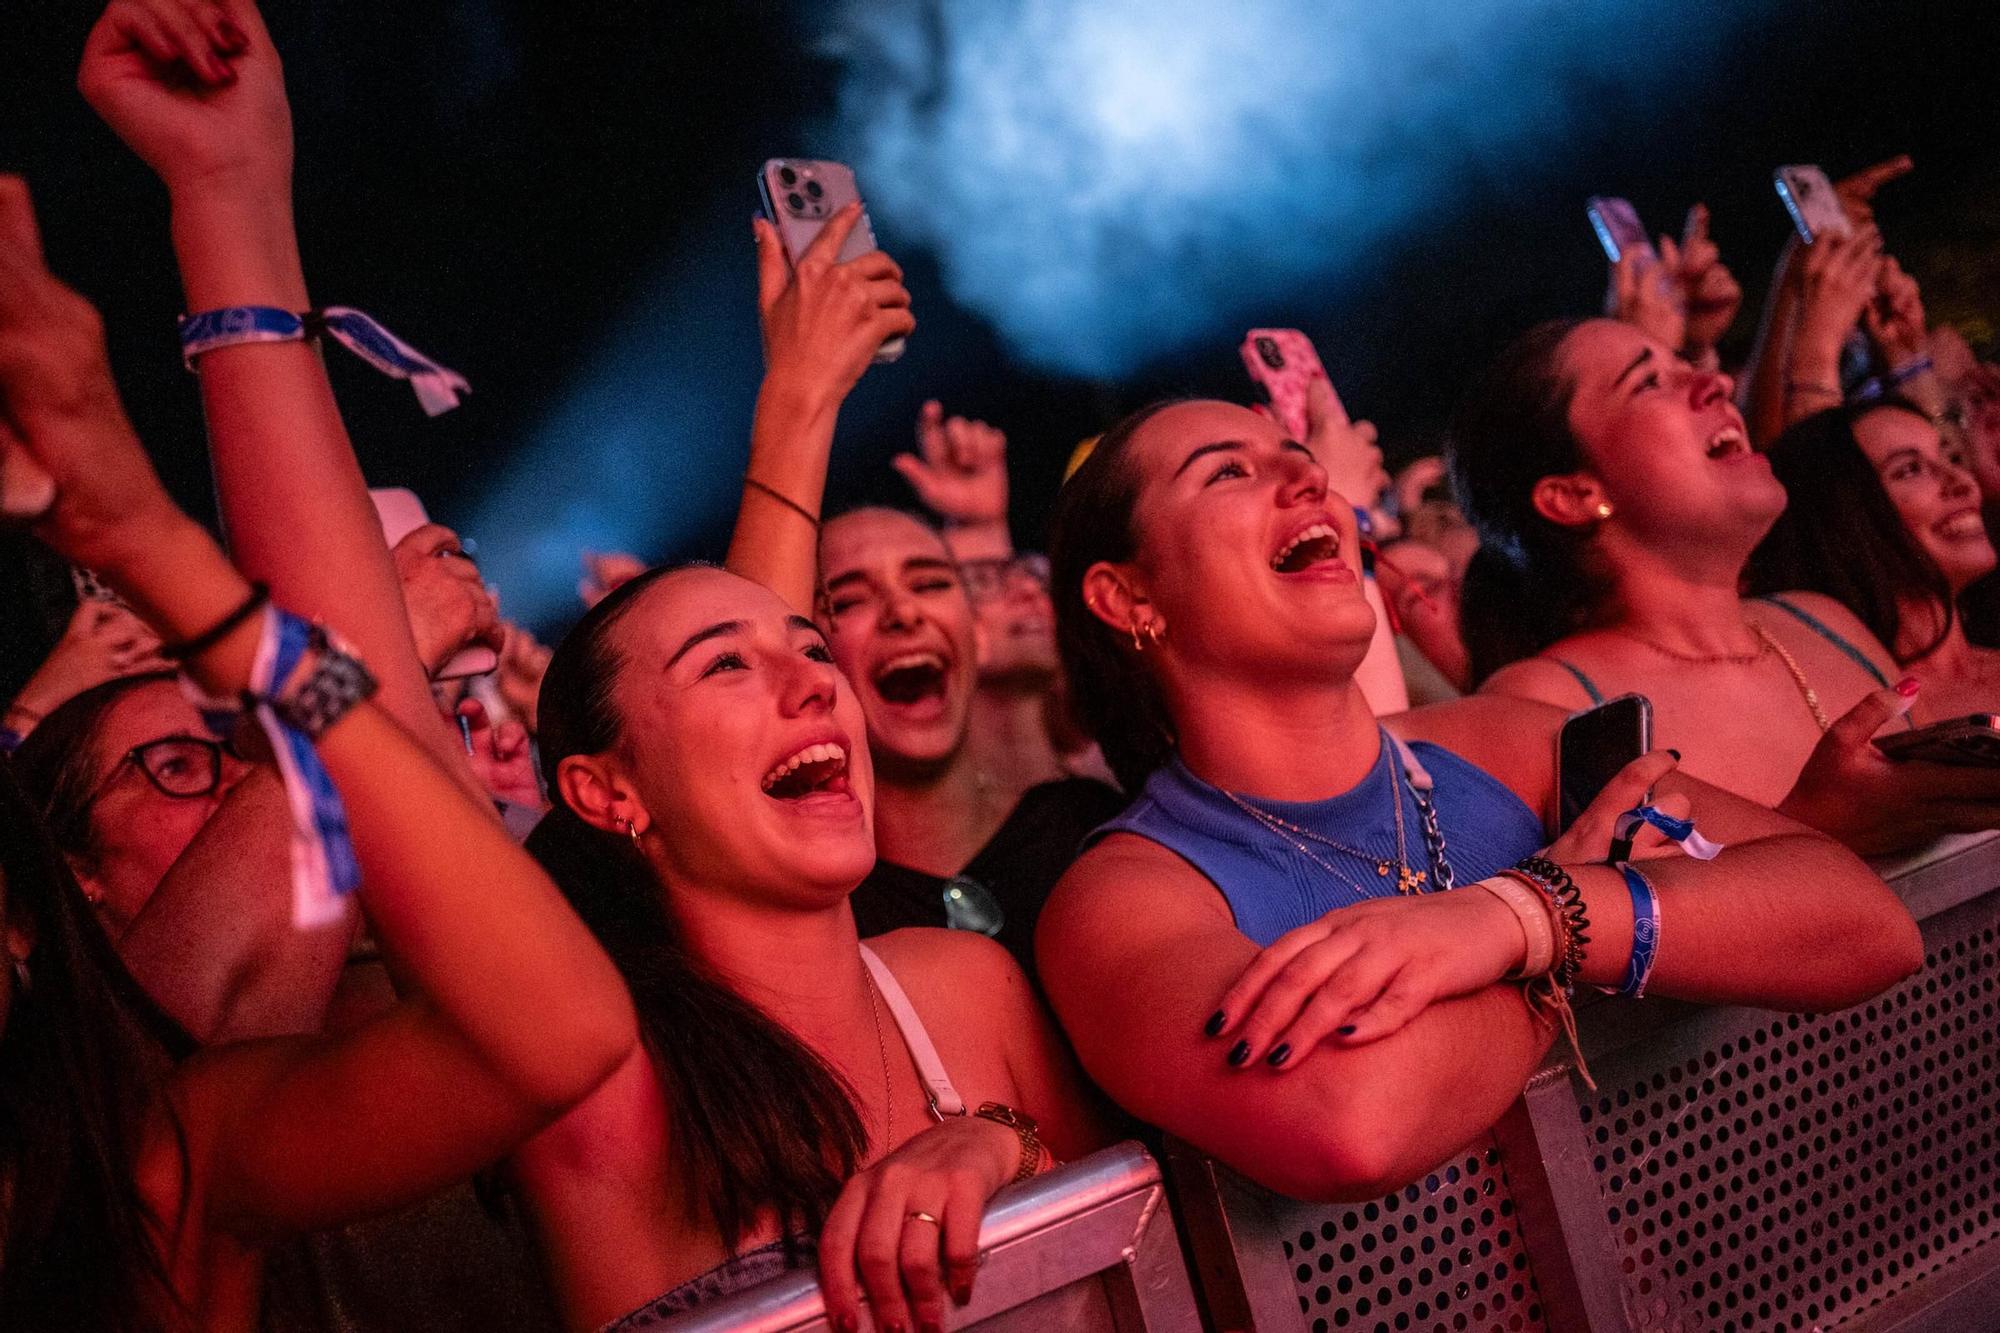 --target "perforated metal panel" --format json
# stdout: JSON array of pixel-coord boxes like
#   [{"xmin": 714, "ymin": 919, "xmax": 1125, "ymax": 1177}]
[
  {"xmin": 1254, "ymin": 1143, "xmax": 1548, "ymax": 1333},
  {"xmin": 1579, "ymin": 914, "xmax": 2000, "ymax": 1332}
]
